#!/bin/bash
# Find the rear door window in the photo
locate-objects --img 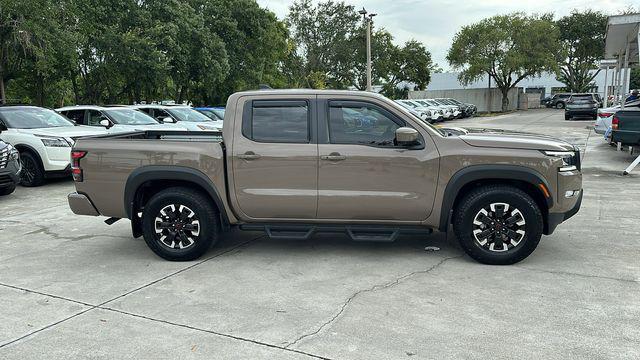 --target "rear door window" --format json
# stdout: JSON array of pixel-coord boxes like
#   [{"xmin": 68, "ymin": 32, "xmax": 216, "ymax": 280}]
[
  {"xmin": 63, "ymin": 110, "xmax": 86, "ymax": 124},
  {"xmin": 244, "ymin": 100, "xmax": 309, "ymax": 143}
]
